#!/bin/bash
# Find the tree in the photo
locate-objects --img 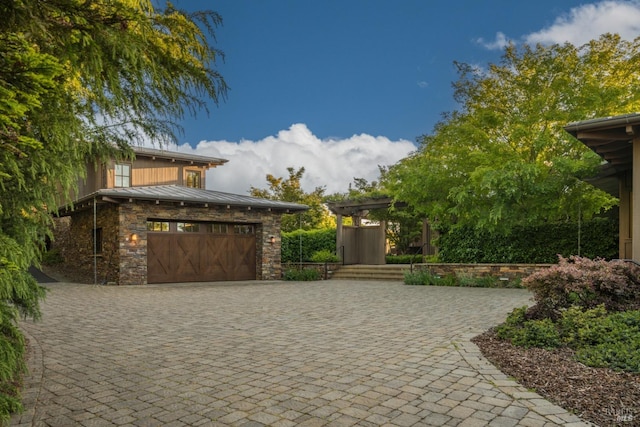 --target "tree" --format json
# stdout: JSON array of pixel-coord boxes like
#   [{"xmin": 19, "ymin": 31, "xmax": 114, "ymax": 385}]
[
  {"xmin": 250, "ymin": 167, "xmax": 332, "ymax": 232},
  {"xmin": 0, "ymin": 0, "xmax": 226, "ymax": 418},
  {"xmin": 386, "ymin": 34, "xmax": 635, "ymax": 232}
]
